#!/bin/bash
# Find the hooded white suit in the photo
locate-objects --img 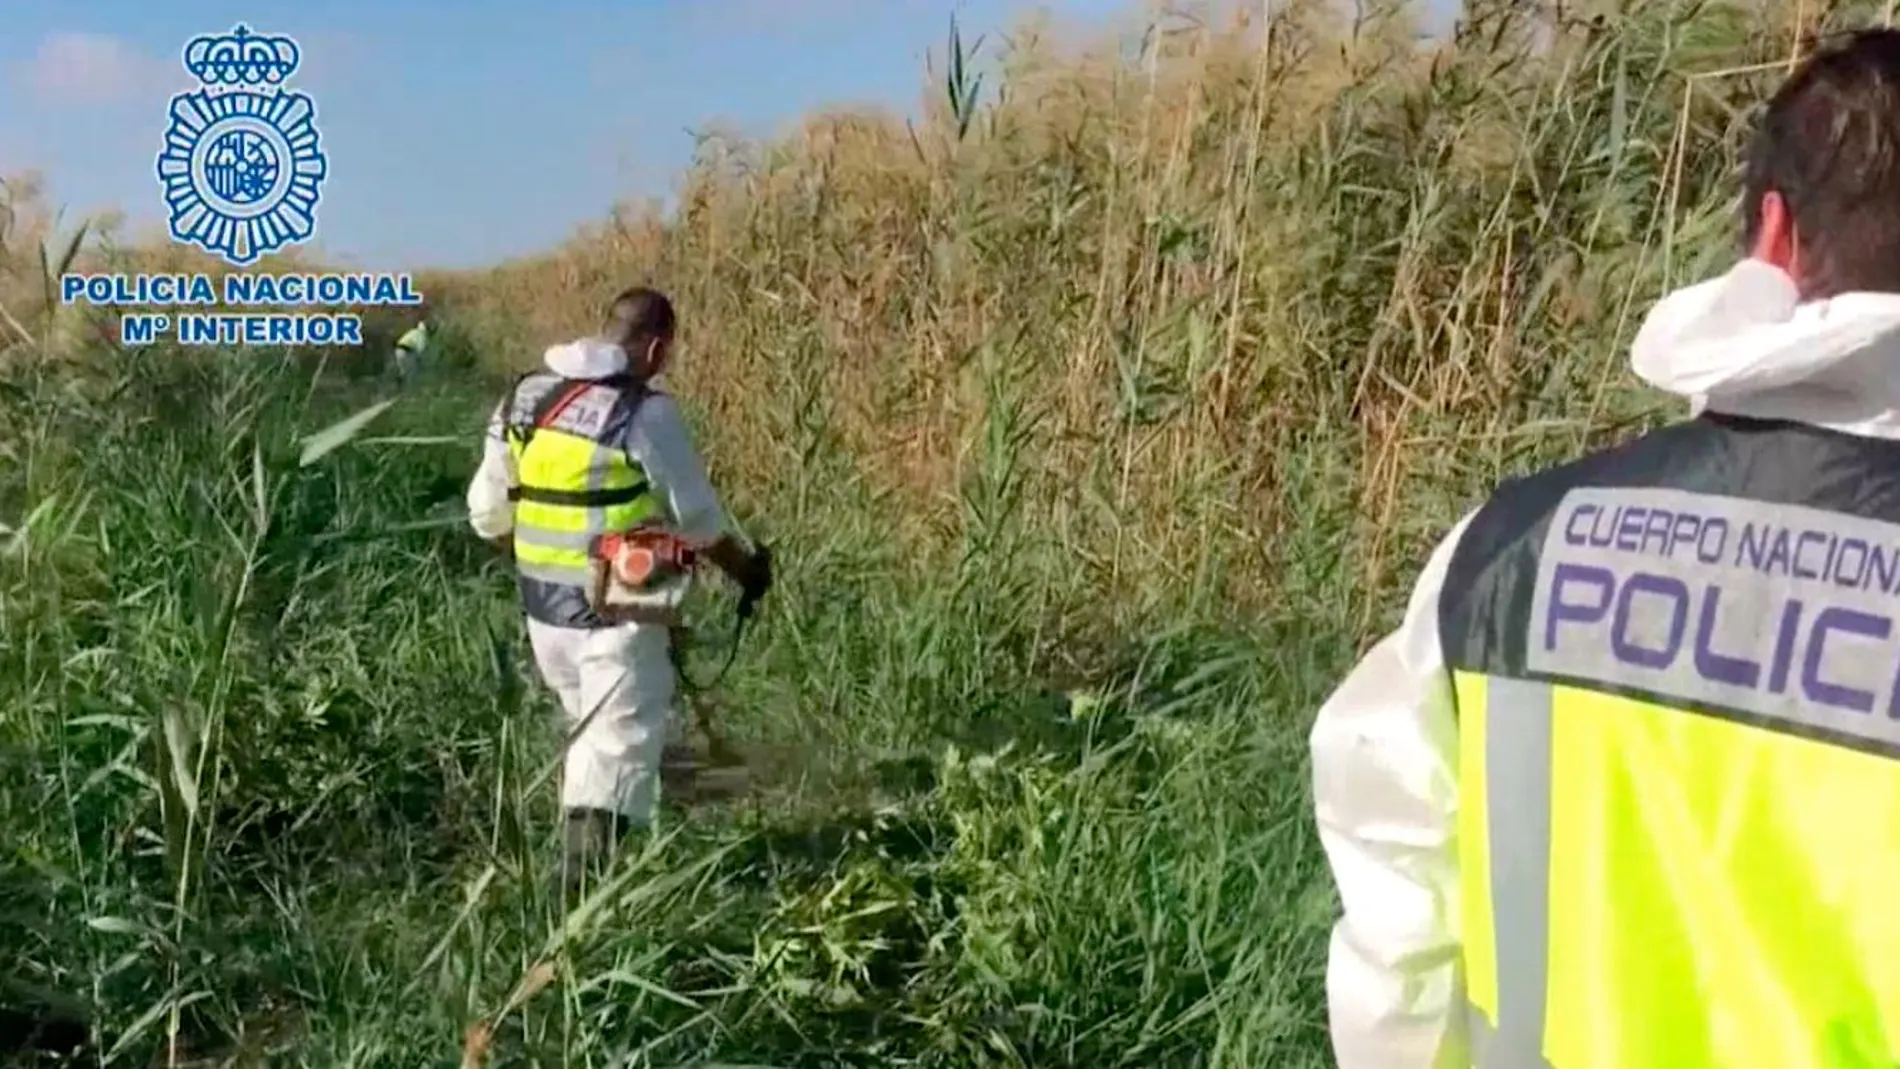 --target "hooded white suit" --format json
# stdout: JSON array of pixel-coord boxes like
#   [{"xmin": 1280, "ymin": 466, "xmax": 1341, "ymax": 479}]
[
  {"xmin": 1311, "ymin": 259, "xmax": 1900, "ymax": 1067},
  {"xmin": 465, "ymin": 338, "xmax": 729, "ymax": 823}
]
